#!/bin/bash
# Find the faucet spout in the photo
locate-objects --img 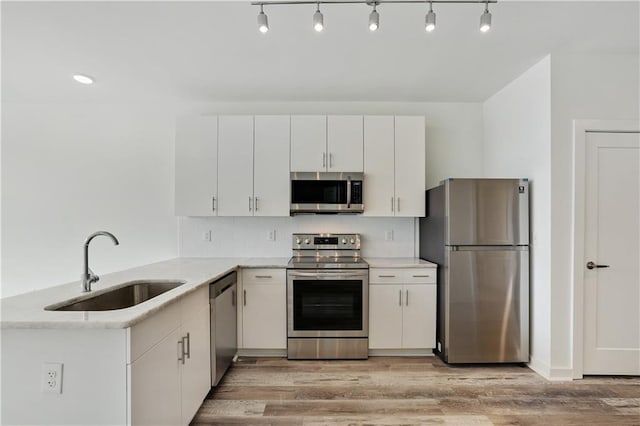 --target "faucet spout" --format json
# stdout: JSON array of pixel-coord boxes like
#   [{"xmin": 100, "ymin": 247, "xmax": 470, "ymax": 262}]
[{"xmin": 82, "ymin": 231, "xmax": 120, "ymax": 292}]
